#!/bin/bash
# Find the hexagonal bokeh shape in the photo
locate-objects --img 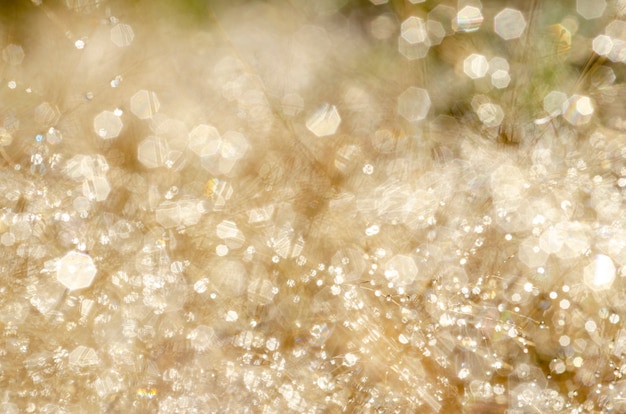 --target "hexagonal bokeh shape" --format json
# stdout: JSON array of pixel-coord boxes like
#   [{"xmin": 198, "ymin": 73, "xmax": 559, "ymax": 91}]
[
  {"xmin": 543, "ymin": 91, "xmax": 567, "ymax": 117},
  {"xmin": 306, "ymin": 104, "xmax": 341, "ymax": 137},
  {"xmin": 384, "ymin": 254, "xmax": 418, "ymax": 286},
  {"xmin": 401, "ymin": 16, "xmax": 428, "ymax": 45},
  {"xmin": 56, "ymin": 251, "xmax": 97, "ymax": 291},
  {"xmin": 463, "ymin": 54, "xmax": 489, "ymax": 79},
  {"xmin": 427, "ymin": 20, "xmax": 446, "ymax": 46},
  {"xmin": 82, "ymin": 176, "xmax": 111, "ymax": 202},
  {"xmin": 93, "ymin": 110, "xmax": 123, "ymax": 139},
  {"xmin": 608, "ymin": 41, "xmax": 626, "ymax": 64},
  {"xmin": 188, "ymin": 325, "xmax": 217, "ymax": 352},
  {"xmin": 130, "ymin": 90, "xmax": 160, "ymax": 119},
  {"xmin": 110, "ymin": 23, "xmax": 135, "ymax": 47},
  {"xmin": 577, "ymin": 0, "xmax": 606, "ymax": 20},
  {"xmin": 583, "ymin": 254, "xmax": 616, "ymax": 291},
  {"xmin": 68, "ymin": 346, "xmax": 99, "ymax": 367},
  {"xmin": 156, "ymin": 201, "xmax": 183, "ymax": 228},
  {"xmin": 453, "ymin": 6, "xmax": 483, "ymax": 33},
  {"xmin": 188, "ymin": 124, "xmax": 221, "ymax": 157},
  {"xmin": 397, "ymin": 87, "xmax": 431, "ymax": 122},
  {"xmin": 220, "ymin": 131, "xmax": 249, "ymax": 160},
  {"xmin": 428, "ymin": 5, "xmax": 456, "ymax": 36},
  {"xmin": 562, "ymin": 95, "xmax": 594, "ymax": 126},
  {"xmin": 494, "ymin": 8, "xmax": 526, "ymax": 40},
  {"xmin": 607, "ymin": 20, "xmax": 626, "ymax": 42},
  {"xmin": 491, "ymin": 70, "xmax": 511, "ymax": 89},
  {"xmin": 137, "ymin": 135, "xmax": 169, "ymax": 168},
  {"xmin": 477, "ymin": 103, "xmax": 504, "ymax": 127},
  {"xmin": 539, "ymin": 226, "xmax": 566, "ymax": 254},
  {"xmin": 488, "ymin": 56, "xmax": 509, "ymax": 73},
  {"xmin": 46, "ymin": 127, "xmax": 63, "ymax": 145},
  {"xmin": 592, "ymin": 34, "xmax": 613, "ymax": 56}
]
